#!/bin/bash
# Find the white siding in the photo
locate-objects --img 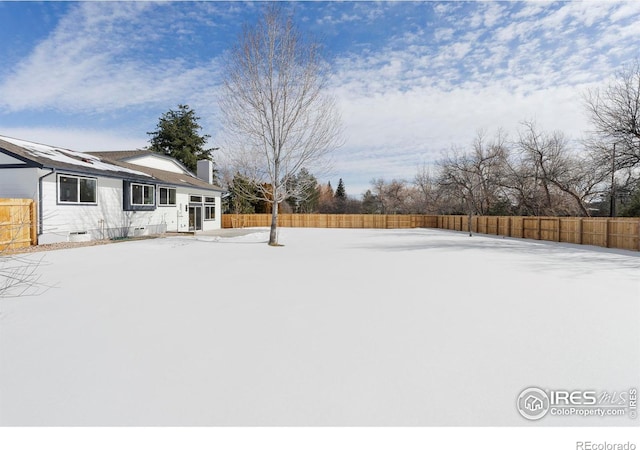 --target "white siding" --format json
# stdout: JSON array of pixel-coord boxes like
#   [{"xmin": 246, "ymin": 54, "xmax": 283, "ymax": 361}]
[
  {"xmin": 0, "ymin": 152, "xmax": 26, "ymax": 164},
  {"xmin": 37, "ymin": 173, "xmax": 221, "ymax": 243},
  {"xmin": 125, "ymin": 155, "xmax": 186, "ymax": 174},
  {"xmin": 185, "ymin": 189, "xmax": 222, "ymax": 232}
]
